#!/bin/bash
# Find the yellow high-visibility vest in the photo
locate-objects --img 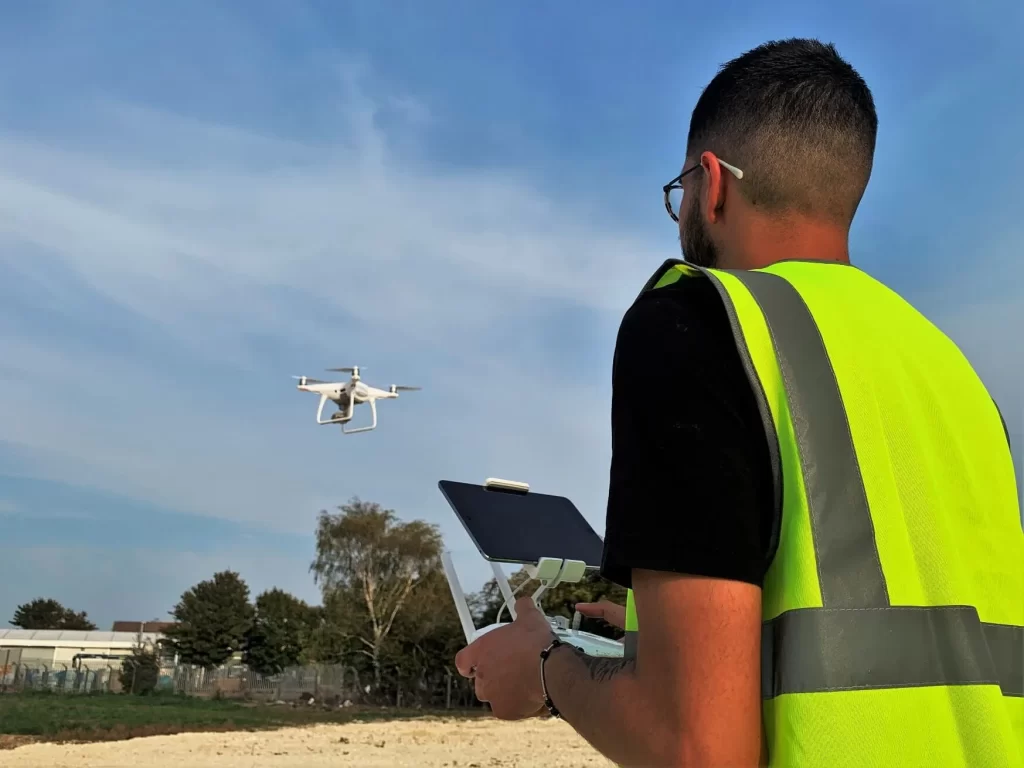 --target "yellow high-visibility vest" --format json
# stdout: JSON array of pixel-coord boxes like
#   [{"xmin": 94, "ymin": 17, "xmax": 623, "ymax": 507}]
[{"xmin": 622, "ymin": 259, "xmax": 1023, "ymax": 767}]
